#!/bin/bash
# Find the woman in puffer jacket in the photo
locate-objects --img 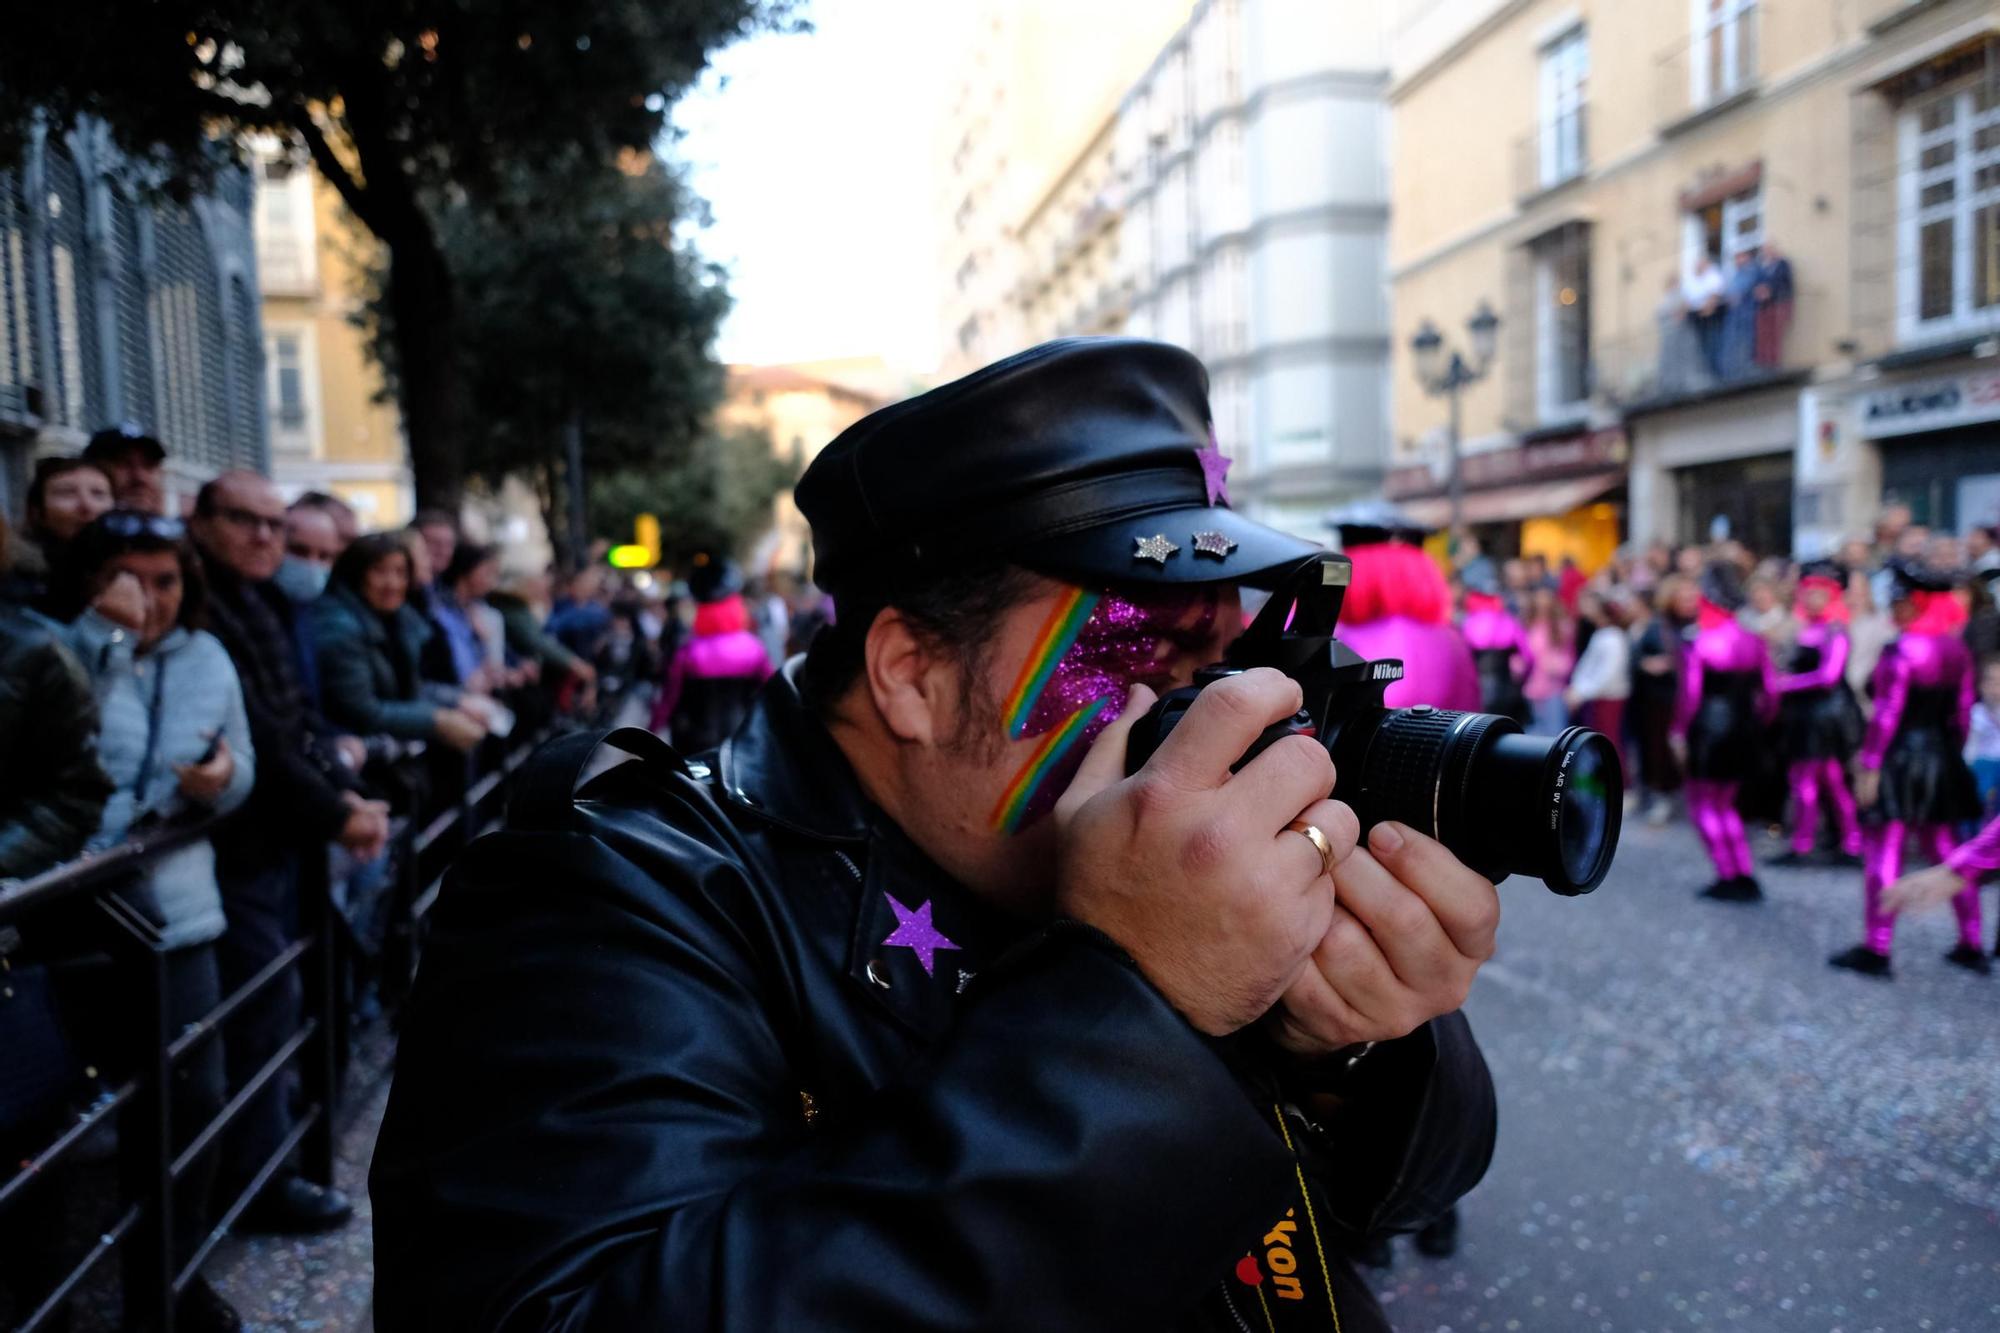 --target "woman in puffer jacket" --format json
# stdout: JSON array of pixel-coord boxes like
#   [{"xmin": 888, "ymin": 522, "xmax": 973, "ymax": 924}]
[{"xmin": 63, "ymin": 511, "xmax": 255, "ymax": 1329}]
